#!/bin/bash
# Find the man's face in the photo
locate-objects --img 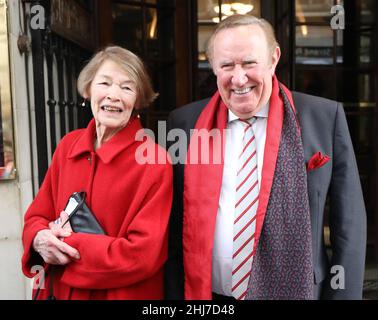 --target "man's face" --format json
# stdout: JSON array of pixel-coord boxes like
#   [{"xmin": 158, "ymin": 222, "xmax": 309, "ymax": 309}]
[{"xmin": 212, "ymin": 25, "xmax": 280, "ymax": 119}]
